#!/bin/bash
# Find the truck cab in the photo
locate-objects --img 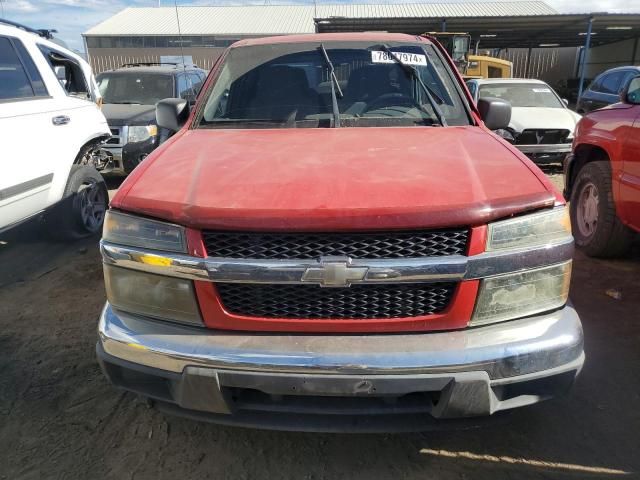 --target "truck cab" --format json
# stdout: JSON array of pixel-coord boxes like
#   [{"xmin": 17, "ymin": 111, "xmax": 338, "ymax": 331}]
[{"xmin": 97, "ymin": 33, "xmax": 583, "ymax": 431}]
